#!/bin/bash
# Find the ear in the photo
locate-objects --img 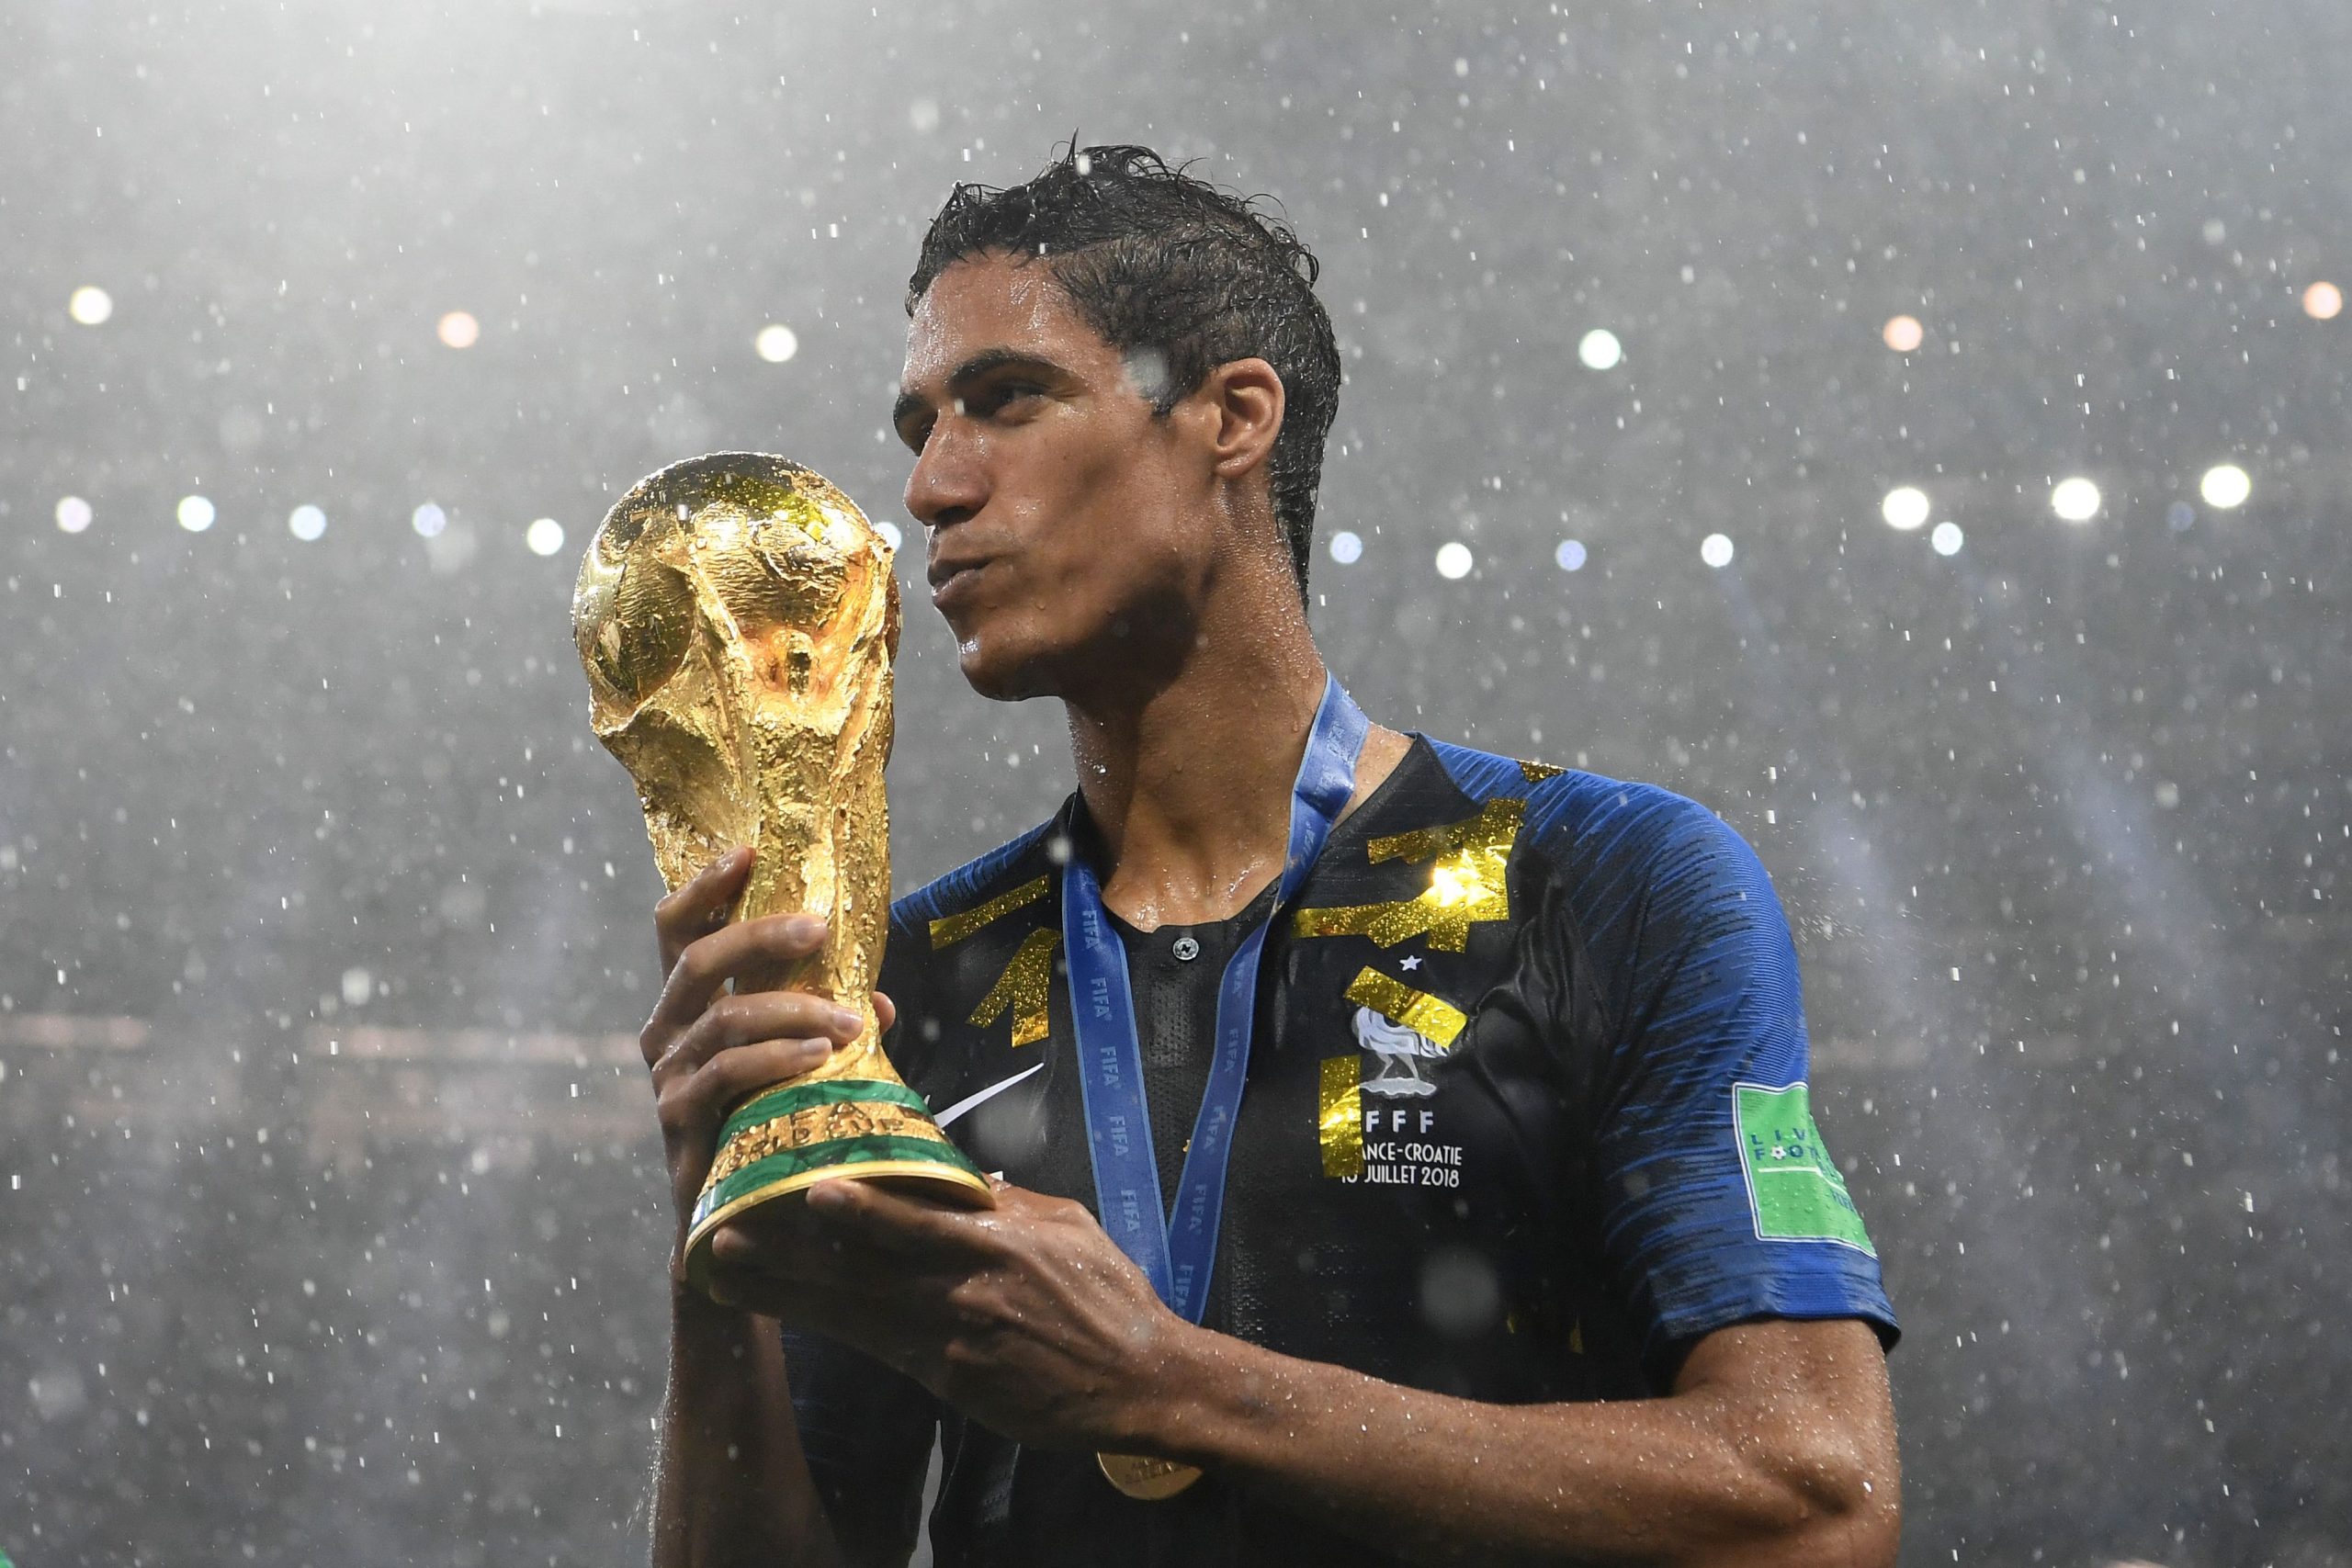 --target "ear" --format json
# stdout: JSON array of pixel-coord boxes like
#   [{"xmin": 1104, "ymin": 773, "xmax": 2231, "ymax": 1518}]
[{"xmin": 1197, "ymin": 357, "xmax": 1285, "ymax": 483}]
